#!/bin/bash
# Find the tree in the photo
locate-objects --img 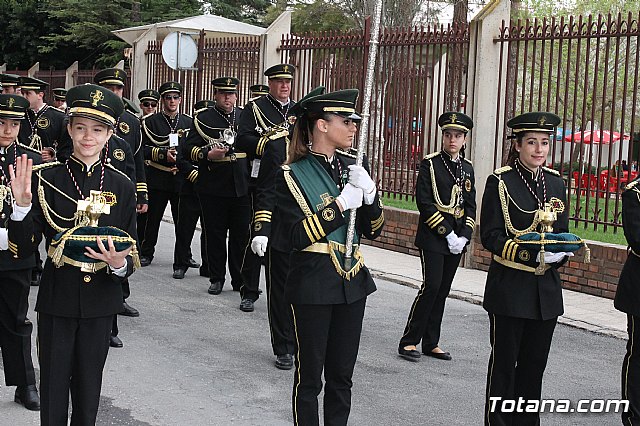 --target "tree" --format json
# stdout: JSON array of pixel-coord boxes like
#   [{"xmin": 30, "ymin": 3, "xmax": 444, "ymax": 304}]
[{"xmin": 202, "ymin": 0, "xmax": 270, "ymax": 26}]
